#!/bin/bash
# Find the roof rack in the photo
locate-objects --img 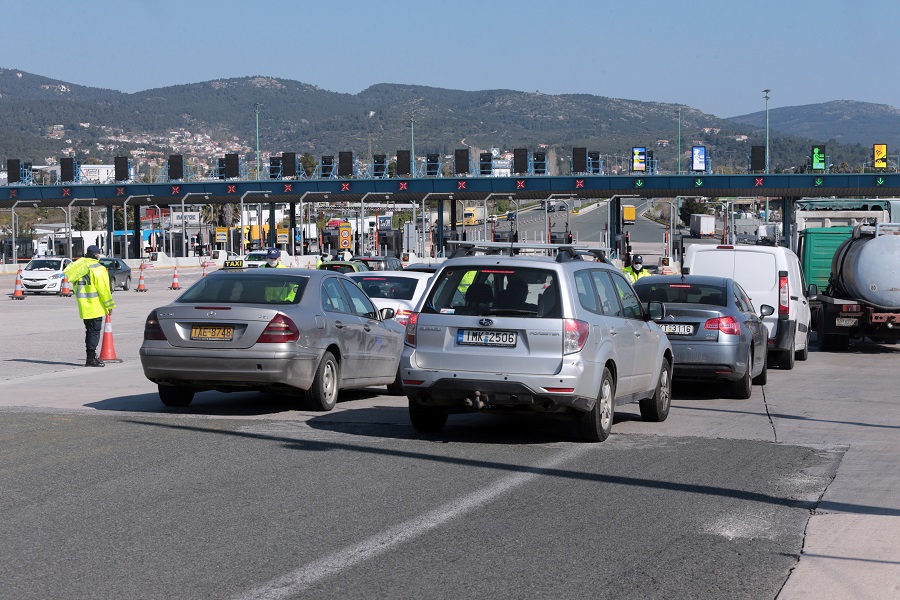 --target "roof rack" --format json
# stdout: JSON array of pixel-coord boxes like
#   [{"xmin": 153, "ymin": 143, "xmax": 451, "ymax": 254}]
[{"xmin": 446, "ymin": 240, "xmax": 590, "ymax": 259}]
